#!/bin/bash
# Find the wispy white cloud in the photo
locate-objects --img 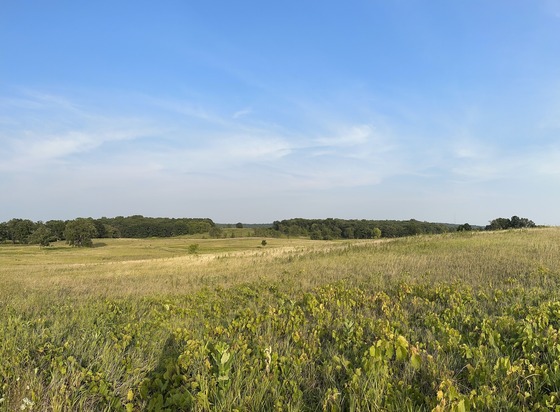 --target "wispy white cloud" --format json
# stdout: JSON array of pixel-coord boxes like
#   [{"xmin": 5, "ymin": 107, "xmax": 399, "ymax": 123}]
[
  {"xmin": 1, "ymin": 127, "xmax": 155, "ymax": 173},
  {"xmin": 147, "ymin": 97, "xmax": 226, "ymax": 125},
  {"xmin": 0, "ymin": 90, "xmax": 82, "ymax": 113},
  {"xmin": 0, "ymin": 91, "xmax": 160, "ymax": 172},
  {"xmin": 4, "ymin": 87, "xmax": 559, "ymax": 224},
  {"xmin": 232, "ymin": 107, "xmax": 252, "ymax": 119},
  {"xmin": 448, "ymin": 137, "xmax": 560, "ymax": 182},
  {"xmin": 17, "ymin": 133, "xmax": 95, "ymax": 160},
  {"xmin": 314, "ymin": 124, "xmax": 372, "ymax": 147},
  {"xmin": 451, "ymin": 137, "xmax": 490, "ymax": 160}
]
